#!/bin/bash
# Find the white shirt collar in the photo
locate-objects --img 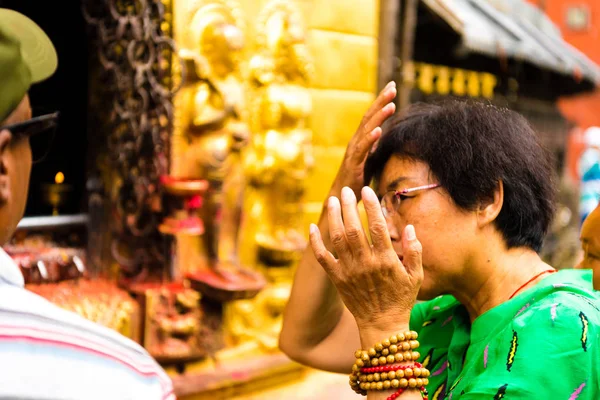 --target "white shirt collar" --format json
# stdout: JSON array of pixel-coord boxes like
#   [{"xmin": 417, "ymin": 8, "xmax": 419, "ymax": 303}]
[{"xmin": 0, "ymin": 247, "xmax": 25, "ymax": 287}]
